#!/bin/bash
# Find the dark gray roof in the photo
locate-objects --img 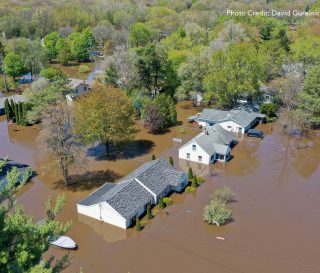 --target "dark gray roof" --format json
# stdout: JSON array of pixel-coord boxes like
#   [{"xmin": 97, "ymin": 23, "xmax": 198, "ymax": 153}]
[
  {"xmin": 78, "ymin": 159, "xmax": 186, "ymax": 219},
  {"xmin": 180, "ymin": 124, "xmax": 236, "ymax": 156},
  {"xmin": 194, "ymin": 108, "xmax": 263, "ymax": 128}
]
